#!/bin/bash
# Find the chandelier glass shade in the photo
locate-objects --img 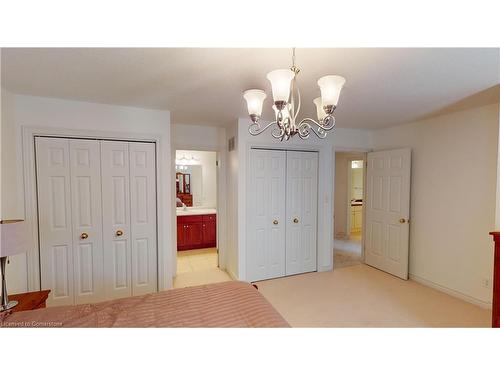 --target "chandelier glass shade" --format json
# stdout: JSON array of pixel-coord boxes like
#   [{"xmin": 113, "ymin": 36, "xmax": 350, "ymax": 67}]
[{"xmin": 243, "ymin": 49, "xmax": 346, "ymax": 141}]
